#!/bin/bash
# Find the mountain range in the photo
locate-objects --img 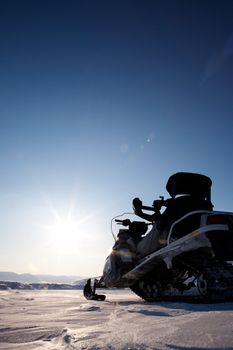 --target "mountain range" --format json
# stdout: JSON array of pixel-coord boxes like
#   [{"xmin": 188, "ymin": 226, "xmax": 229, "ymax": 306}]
[{"xmin": 0, "ymin": 271, "xmax": 84, "ymax": 284}]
